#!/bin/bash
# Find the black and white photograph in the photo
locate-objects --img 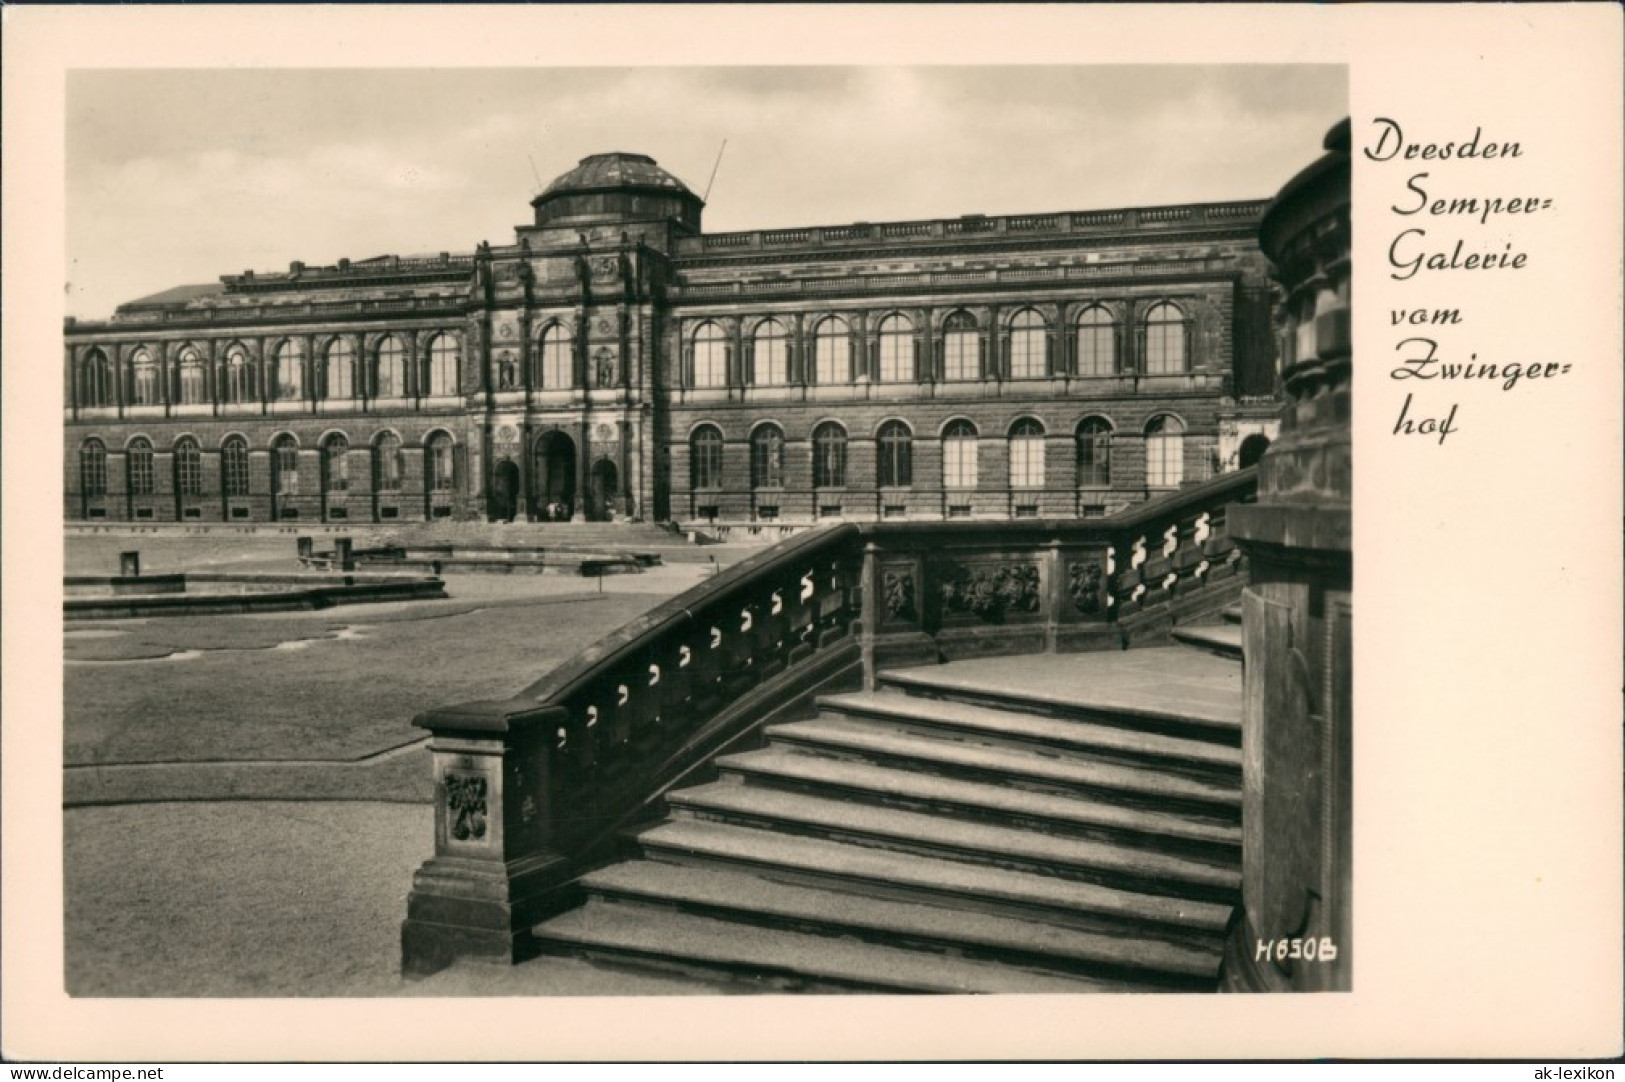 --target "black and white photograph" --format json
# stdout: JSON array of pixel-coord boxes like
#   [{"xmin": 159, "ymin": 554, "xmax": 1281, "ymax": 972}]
[
  {"xmin": 4, "ymin": 2, "xmax": 1621, "ymax": 1066},
  {"xmin": 56, "ymin": 63, "xmax": 1349, "ymax": 1000}
]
